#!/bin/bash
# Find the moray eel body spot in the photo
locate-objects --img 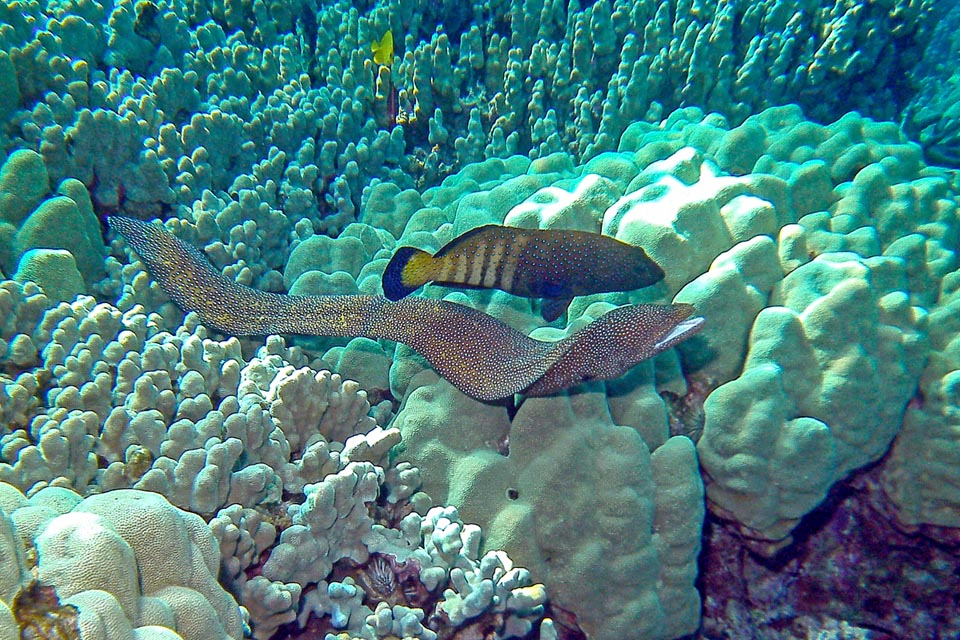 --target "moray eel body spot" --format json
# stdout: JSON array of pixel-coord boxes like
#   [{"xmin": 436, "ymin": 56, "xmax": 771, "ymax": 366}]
[
  {"xmin": 382, "ymin": 224, "xmax": 665, "ymax": 321},
  {"xmin": 110, "ymin": 216, "xmax": 703, "ymax": 402}
]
